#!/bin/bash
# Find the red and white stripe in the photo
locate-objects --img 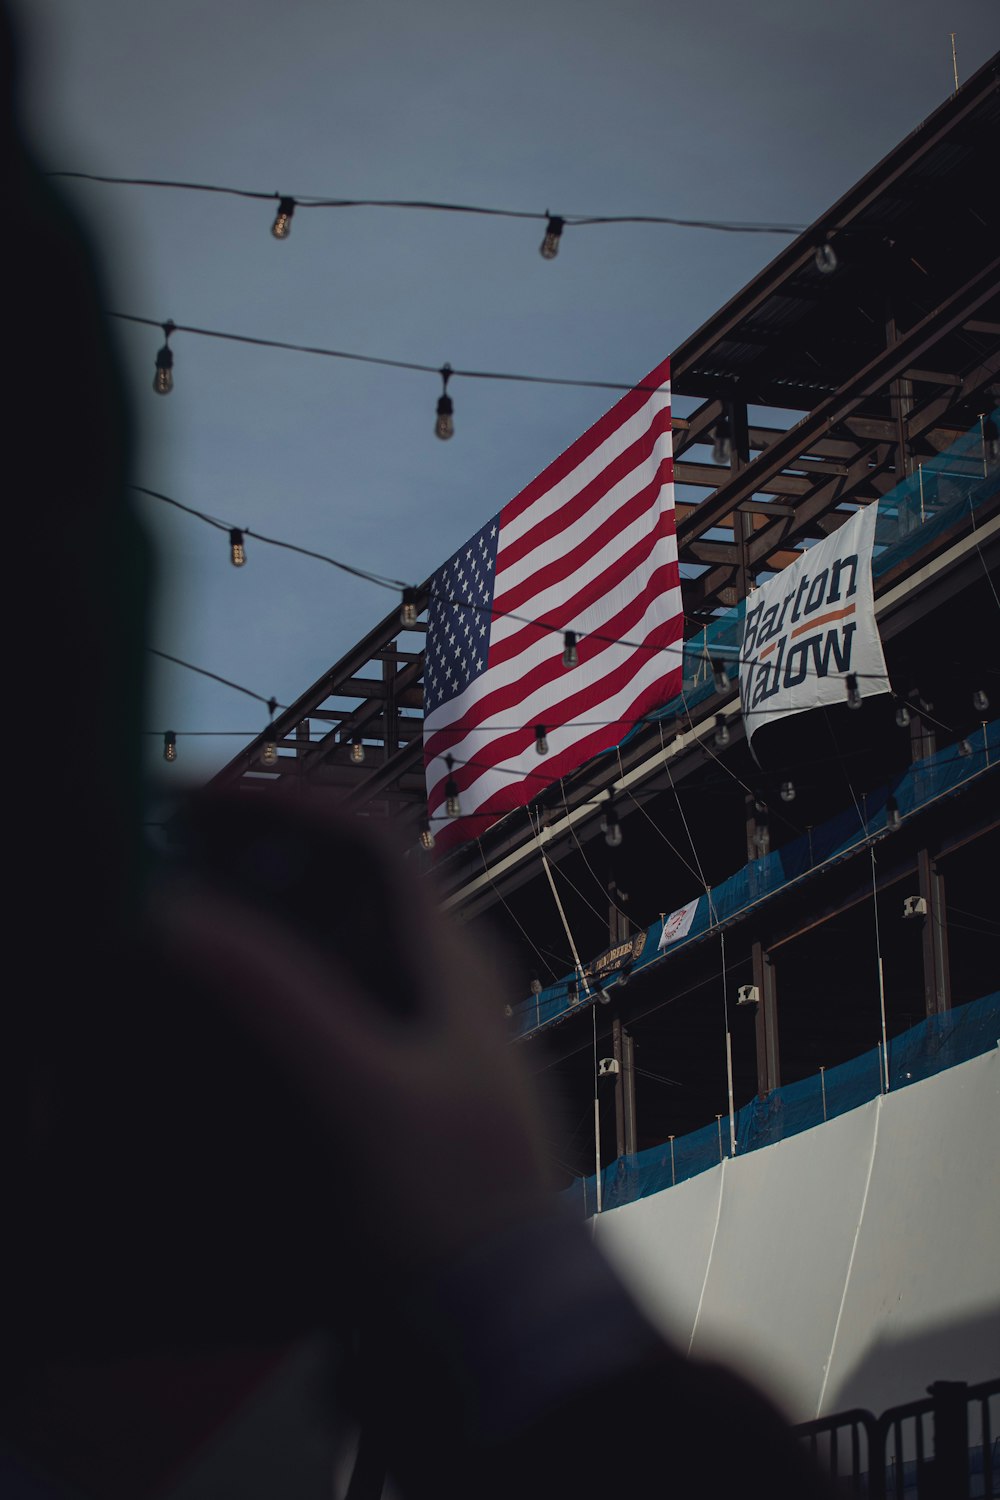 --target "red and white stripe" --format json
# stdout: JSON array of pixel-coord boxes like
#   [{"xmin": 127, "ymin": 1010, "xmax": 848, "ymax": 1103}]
[{"xmin": 424, "ymin": 356, "xmax": 681, "ymax": 849}]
